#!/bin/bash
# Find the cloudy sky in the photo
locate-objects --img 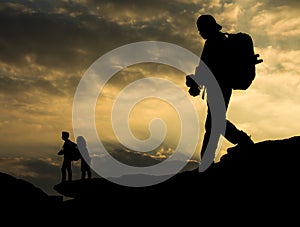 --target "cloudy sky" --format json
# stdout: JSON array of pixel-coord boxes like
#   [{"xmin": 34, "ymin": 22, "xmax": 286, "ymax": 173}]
[{"xmin": 0, "ymin": 0, "xmax": 300, "ymax": 194}]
